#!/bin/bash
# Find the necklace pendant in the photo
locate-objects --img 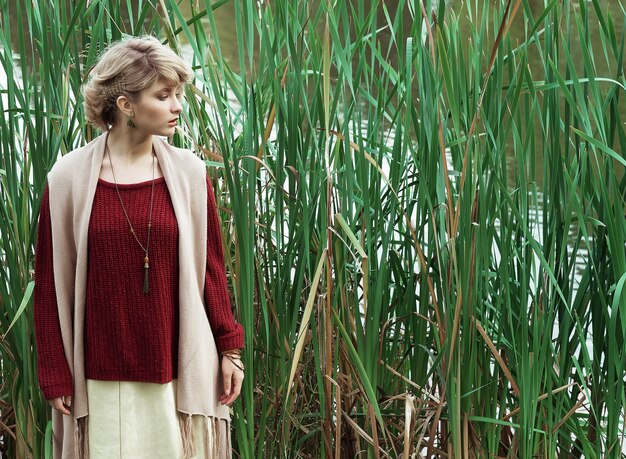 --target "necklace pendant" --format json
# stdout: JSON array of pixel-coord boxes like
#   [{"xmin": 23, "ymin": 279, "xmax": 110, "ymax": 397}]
[
  {"xmin": 106, "ymin": 138, "xmax": 155, "ymax": 294},
  {"xmin": 143, "ymin": 256, "xmax": 150, "ymax": 294}
]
